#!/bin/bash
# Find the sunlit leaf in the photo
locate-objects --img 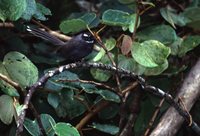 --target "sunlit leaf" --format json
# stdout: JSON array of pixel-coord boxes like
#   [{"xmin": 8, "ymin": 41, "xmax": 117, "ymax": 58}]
[
  {"xmin": 131, "ymin": 40, "xmax": 171, "ymax": 67},
  {"xmin": 0, "ymin": 0, "xmax": 27, "ymax": 21},
  {"xmin": 54, "ymin": 123, "xmax": 80, "ymax": 136},
  {"xmin": 3, "ymin": 52, "xmax": 38, "ymax": 88}
]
